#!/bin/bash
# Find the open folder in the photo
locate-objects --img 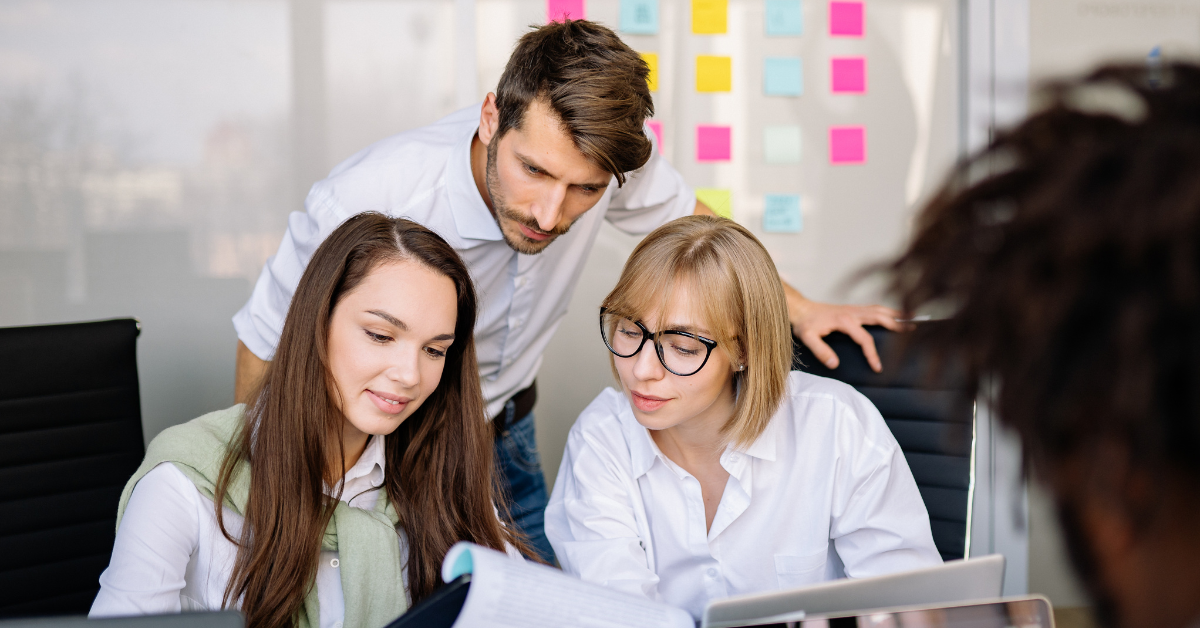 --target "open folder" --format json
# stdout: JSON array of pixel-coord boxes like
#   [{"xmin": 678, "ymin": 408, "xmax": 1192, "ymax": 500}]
[{"xmin": 385, "ymin": 542, "xmax": 692, "ymax": 628}]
